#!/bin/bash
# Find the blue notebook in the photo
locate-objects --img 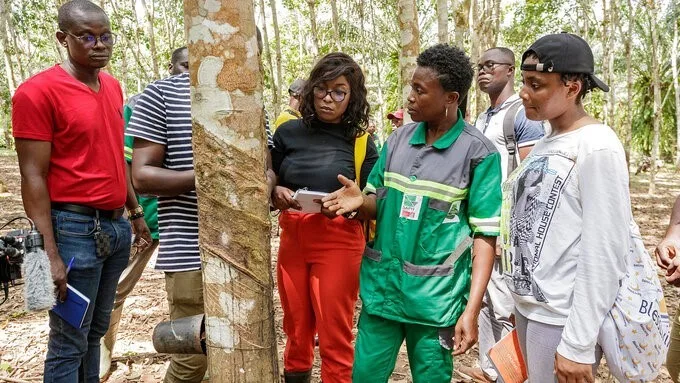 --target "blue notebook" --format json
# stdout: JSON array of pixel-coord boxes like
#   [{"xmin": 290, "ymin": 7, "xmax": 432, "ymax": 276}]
[{"xmin": 51, "ymin": 284, "xmax": 90, "ymax": 329}]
